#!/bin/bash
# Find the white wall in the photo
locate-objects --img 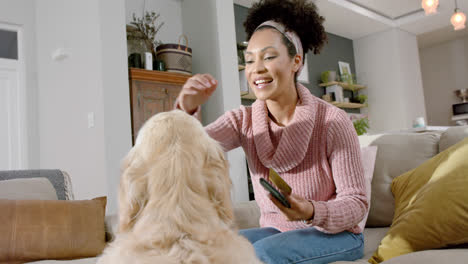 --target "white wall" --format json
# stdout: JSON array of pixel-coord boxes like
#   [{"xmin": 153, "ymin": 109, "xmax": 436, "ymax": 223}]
[
  {"xmin": 419, "ymin": 37, "xmax": 468, "ymax": 126},
  {"xmin": 36, "ymin": 0, "xmax": 131, "ymax": 213},
  {"xmin": 181, "ymin": 0, "xmax": 249, "ymax": 202},
  {"xmin": 0, "ymin": 0, "xmax": 39, "ymax": 168},
  {"xmin": 36, "ymin": 0, "xmax": 108, "ymax": 202},
  {"xmin": 354, "ymin": 28, "xmax": 427, "ymax": 133},
  {"xmin": 125, "ymin": 0, "xmax": 183, "ymax": 45},
  {"xmin": 99, "ymin": 0, "xmax": 133, "ymax": 214}
]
